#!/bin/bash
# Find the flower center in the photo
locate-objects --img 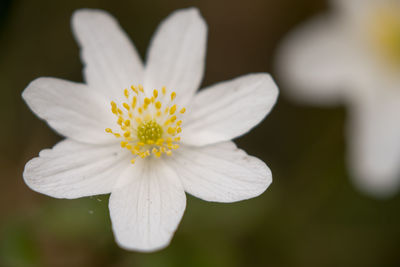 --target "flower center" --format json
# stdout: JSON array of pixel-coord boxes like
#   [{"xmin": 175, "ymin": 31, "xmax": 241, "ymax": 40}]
[
  {"xmin": 137, "ymin": 120, "xmax": 163, "ymax": 143},
  {"xmin": 369, "ymin": 4, "xmax": 400, "ymax": 67},
  {"xmin": 105, "ymin": 85, "xmax": 186, "ymax": 164}
]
